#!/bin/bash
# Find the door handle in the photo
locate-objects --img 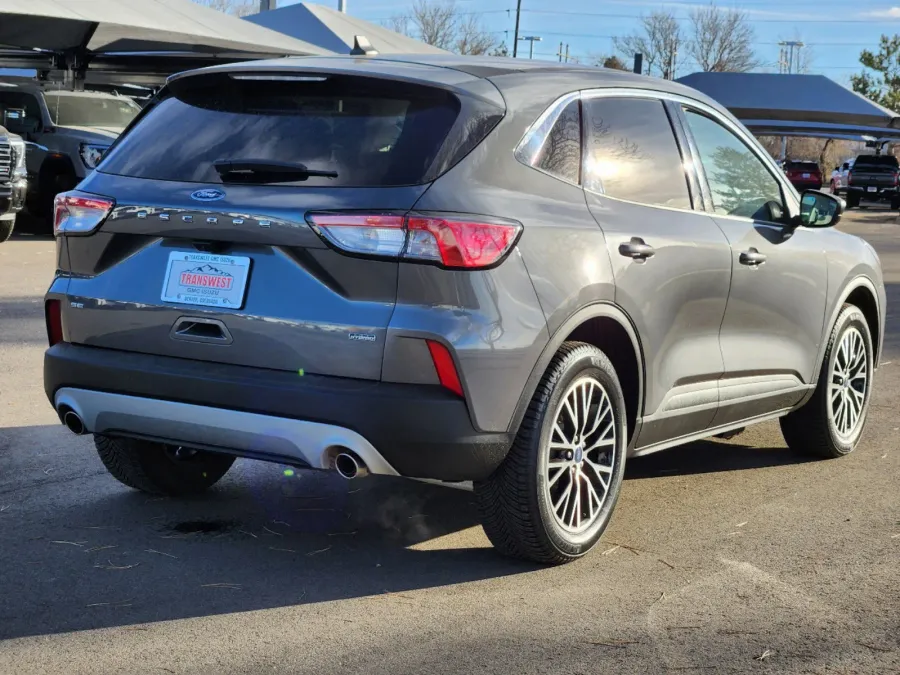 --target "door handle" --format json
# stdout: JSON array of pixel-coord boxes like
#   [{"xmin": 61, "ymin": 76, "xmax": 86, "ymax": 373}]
[
  {"xmin": 618, "ymin": 237, "xmax": 656, "ymax": 261},
  {"xmin": 170, "ymin": 316, "xmax": 233, "ymax": 345},
  {"xmin": 739, "ymin": 248, "xmax": 767, "ymax": 267}
]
